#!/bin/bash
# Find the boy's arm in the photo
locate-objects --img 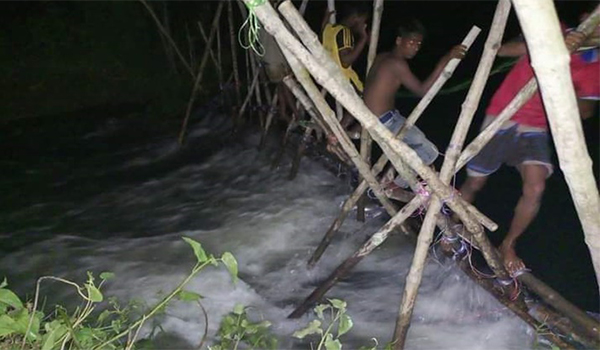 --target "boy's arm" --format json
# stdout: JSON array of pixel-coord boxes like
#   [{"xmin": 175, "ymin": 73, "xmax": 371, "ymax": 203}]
[
  {"xmin": 399, "ymin": 45, "xmax": 466, "ymax": 97},
  {"xmin": 338, "ymin": 25, "xmax": 368, "ymax": 68}
]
